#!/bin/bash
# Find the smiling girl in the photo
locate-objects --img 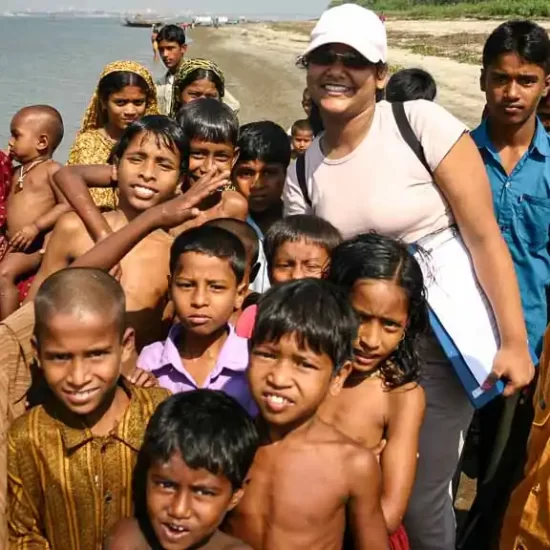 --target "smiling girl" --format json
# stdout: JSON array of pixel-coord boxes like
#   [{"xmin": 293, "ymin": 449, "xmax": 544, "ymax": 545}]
[{"xmin": 68, "ymin": 61, "xmax": 158, "ymax": 210}]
